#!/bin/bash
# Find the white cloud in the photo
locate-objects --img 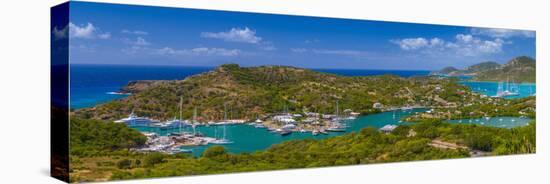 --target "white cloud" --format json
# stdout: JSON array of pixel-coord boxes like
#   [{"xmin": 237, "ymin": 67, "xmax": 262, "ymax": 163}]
[
  {"xmin": 390, "ymin": 37, "xmax": 447, "ymax": 51},
  {"xmin": 391, "ymin": 34, "xmax": 505, "ymax": 56},
  {"xmin": 429, "ymin": 38, "xmax": 445, "ymax": 47},
  {"xmin": 201, "ymin": 27, "xmax": 262, "ymax": 44},
  {"xmin": 455, "ymin": 34, "xmax": 474, "ymax": 43},
  {"xmin": 312, "ymin": 49, "xmax": 365, "ymax": 56},
  {"xmin": 471, "ymin": 28, "xmax": 534, "ymax": 38},
  {"xmin": 67, "ymin": 22, "xmax": 110, "ymax": 39},
  {"xmin": 69, "ymin": 22, "xmax": 96, "ymax": 39},
  {"xmin": 52, "ymin": 25, "xmax": 68, "ymax": 40},
  {"xmin": 121, "ymin": 29, "xmax": 149, "ymax": 35},
  {"xmin": 134, "ymin": 37, "xmax": 150, "ymax": 46},
  {"xmin": 391, "ymin": 38, "xmax": 429, "ymax": 50},
  {"xmin": 123, "ymin": 37, "xmax": 150, "ymax": 46},
  {"xmin": 291, "ymin": 48, "xmax": 368, "ymax": 56},
  {"xmin": 97, "ymin": 33, "xmax": 111, "ymax": 39},
  {"xmin": 155, "ymin": 47, "xmax": 240, "ymax": 56}
]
